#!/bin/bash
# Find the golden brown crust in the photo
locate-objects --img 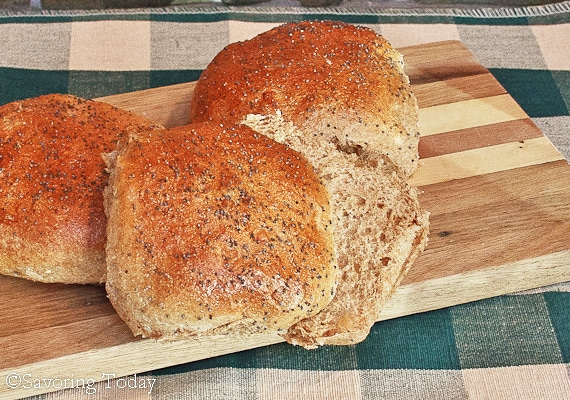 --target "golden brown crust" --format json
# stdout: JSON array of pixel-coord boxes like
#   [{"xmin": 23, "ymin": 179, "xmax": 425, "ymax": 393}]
[
  {"xmin": 104, "ymin": 123, "xmax": 338, "ymax": 338},
  {"xmin": 190, "ymin": 20, "xmax": 420, "ymax": 178},
  {"xmin": 0, "ymin": 94, "xmax": 162, "ymax": 284}
]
